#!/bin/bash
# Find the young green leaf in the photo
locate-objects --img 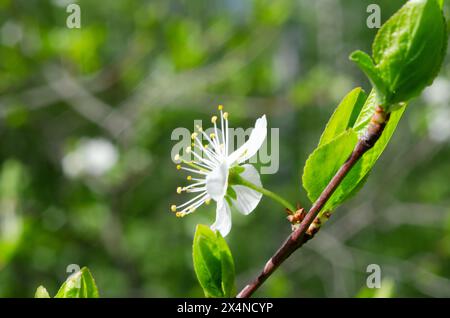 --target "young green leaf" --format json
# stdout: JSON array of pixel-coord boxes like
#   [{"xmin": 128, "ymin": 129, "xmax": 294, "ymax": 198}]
[
  {"xmin": 303, "ymin": 130, "xmax": 359, "ymax": 207},
  {"xmin": 318, "ymin": 87, "xmax": 367, "ymax": 147},
  {"xmin": 349, "ymin": 52, "xmax": 387, "ymax": 104},
  {"xmin": 374, "ymin": 0, "xmax": 447, "ymax": 105},
  {"xmin": 302, "ymin": 91, "xmax": 406, "ymax": 215},
  {"xmin": 322, "ymin": 105, "xmax": 405, "ymax": 213},
  {"xmin": 353, "ymin": 0, "xmax": 447, "ymax": 108},
  {"xmin": 192, "ymin": 224, "xmax": 236, "ymax": 298},
  {"xmin": 34, "ymin": 286, "xmax": 51, "ymax": 298},
  {"xmin": 54, "ymin": 267, "xmax": 99, "ymax": 298}
]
